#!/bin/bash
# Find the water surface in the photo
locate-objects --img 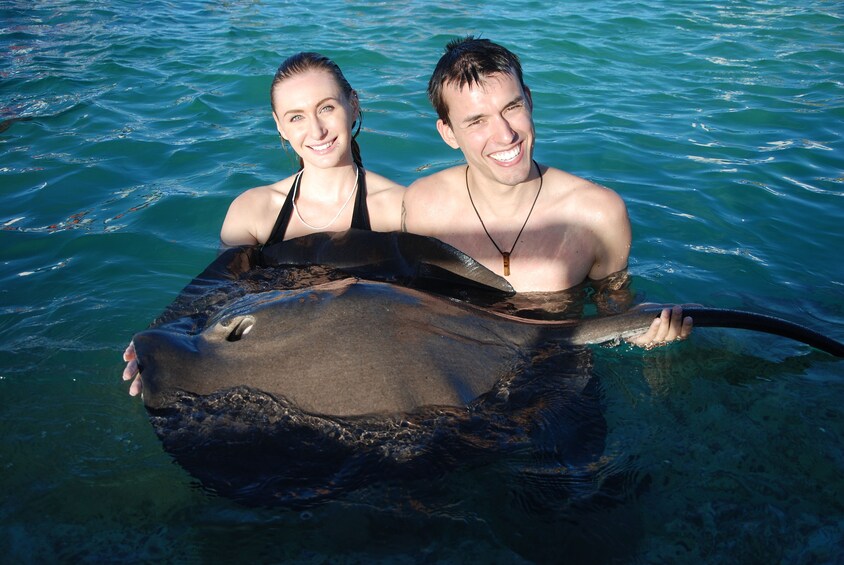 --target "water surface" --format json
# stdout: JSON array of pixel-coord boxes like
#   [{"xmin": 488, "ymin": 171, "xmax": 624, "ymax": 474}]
[{"xmin": 1, "ymin": 1, "xmax": 842, "ymax": 562}]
